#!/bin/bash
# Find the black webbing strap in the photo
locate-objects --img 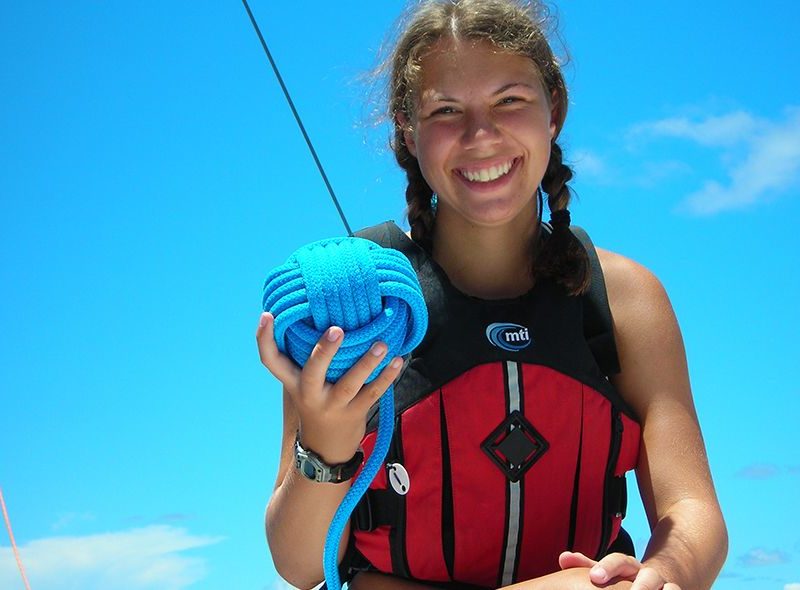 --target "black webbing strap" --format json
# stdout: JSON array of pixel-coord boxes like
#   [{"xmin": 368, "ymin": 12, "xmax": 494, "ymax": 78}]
[
  {"xmin": 353, "ymin": 488, "xmax": 403, "ymax": 531},
  {"xmin": 570, "ymin": 226, "xmax": 620, "ymax": 376},
  {"xmin": 355, "ymin": 221, "xmax": 422, "ymax": 264}
]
